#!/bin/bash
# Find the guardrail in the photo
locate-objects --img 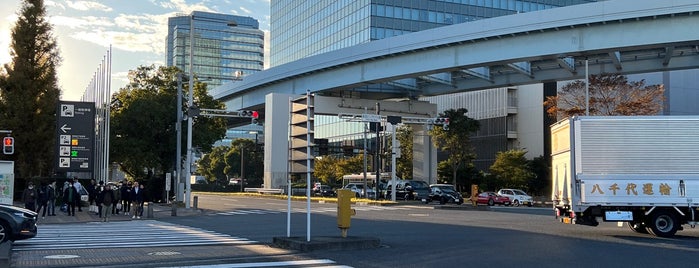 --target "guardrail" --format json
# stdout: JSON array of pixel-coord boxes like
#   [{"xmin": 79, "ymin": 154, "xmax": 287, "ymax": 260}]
[{"xmin": 244, "ymin": 188, "xmax": 284, "ymax": 194}]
